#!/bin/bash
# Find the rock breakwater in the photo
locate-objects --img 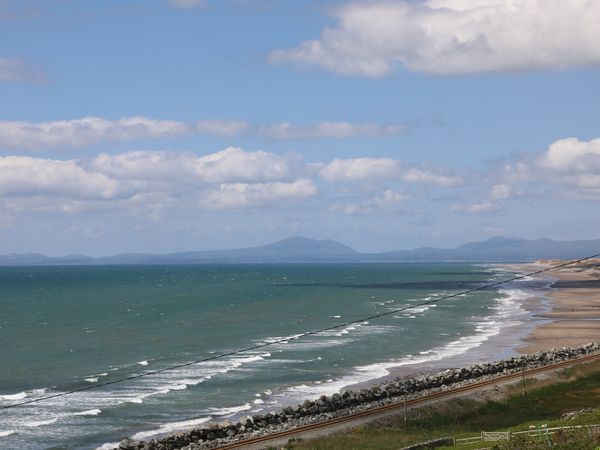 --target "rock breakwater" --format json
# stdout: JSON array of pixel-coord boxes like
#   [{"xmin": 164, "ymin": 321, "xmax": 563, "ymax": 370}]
[{"xmin": 114, "ymin": 342, "xmax": 600, "ymax": 450}]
